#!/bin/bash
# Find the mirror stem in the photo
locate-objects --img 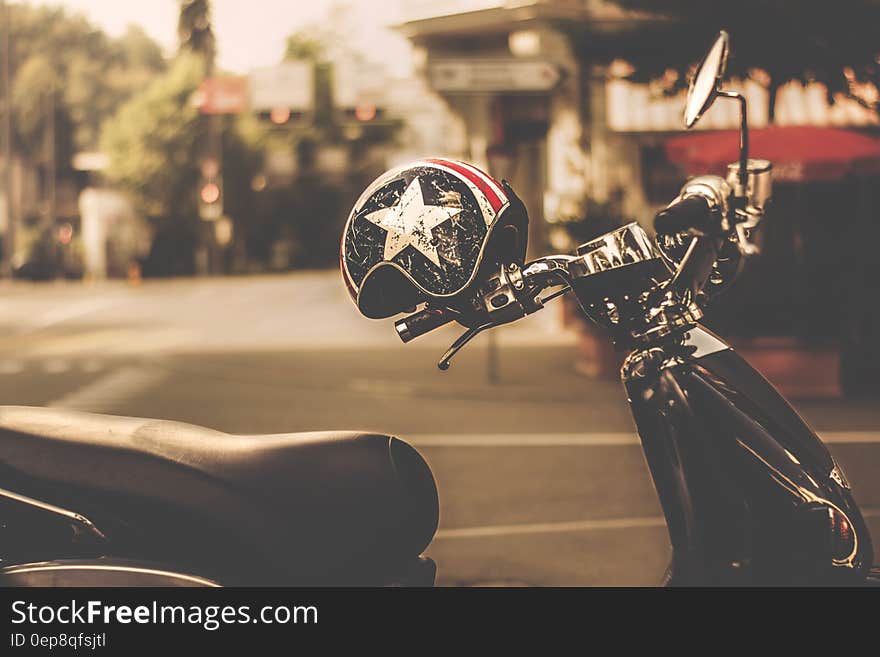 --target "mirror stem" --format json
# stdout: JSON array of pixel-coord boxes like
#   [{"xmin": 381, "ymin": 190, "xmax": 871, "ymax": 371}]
[{"xmin": 718, "ymin": 90, "xmax": 749, "ymax": 192}]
